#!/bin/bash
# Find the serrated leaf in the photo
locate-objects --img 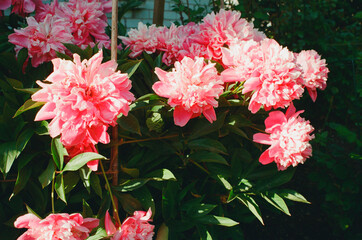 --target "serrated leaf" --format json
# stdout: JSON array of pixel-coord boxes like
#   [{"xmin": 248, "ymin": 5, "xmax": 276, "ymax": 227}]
[
  {"xmin": 63, "ymin": 152, "xmax": 107, "ymax": 172},
  {"xmin": 55, "ymin": 174, "xmax": 67, "ymax": 203},
  {"xmin": 195, "ymin": 215, "xmax": 239, "ymax": 227},
  {"xmin": 13, "ymin": 99, "xmax": 45, "ymax": 118},
  {"xmin": 38, "ymin": 161, "xmax": 55, "ymax": 188},
  {"xmin": 277, "ymin": 189, "xmax": 311, "ymax": 204},
  {"xmin": 237, "ymin": 194, "xmax": 264, "ymax": 225},
  {"xmin": 117, "ymin": 113, "xmax": 141, "ymax": 135},
  {"xmin": 145, "ymin": 169, "xmax": 176, "ymax": 181},
  {"xmin": 190, "ymin": 151, "xmax": 228, "ymax": 165},
  {"xmin": 261, "ymin": 192, "xmax": 290, "ymax": 216},
  {"xmin": 188, "ymin": 138, "xmax": 228, "ymax": 155}
]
